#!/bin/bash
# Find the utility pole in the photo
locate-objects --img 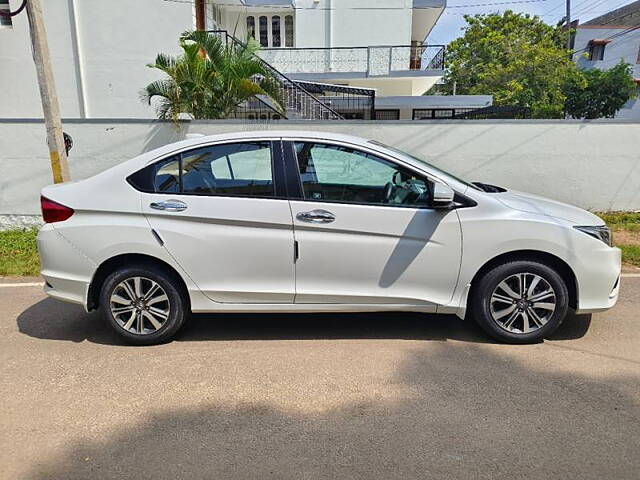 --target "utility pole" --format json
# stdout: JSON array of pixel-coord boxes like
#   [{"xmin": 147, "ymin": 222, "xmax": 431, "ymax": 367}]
[
  {"xmin": 26, "ymin": 0, "xmax": 70, "ymax": 183},
  {"xmin": 566, "ymin": 0, "xmax": 571, "ymax": 51}
]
